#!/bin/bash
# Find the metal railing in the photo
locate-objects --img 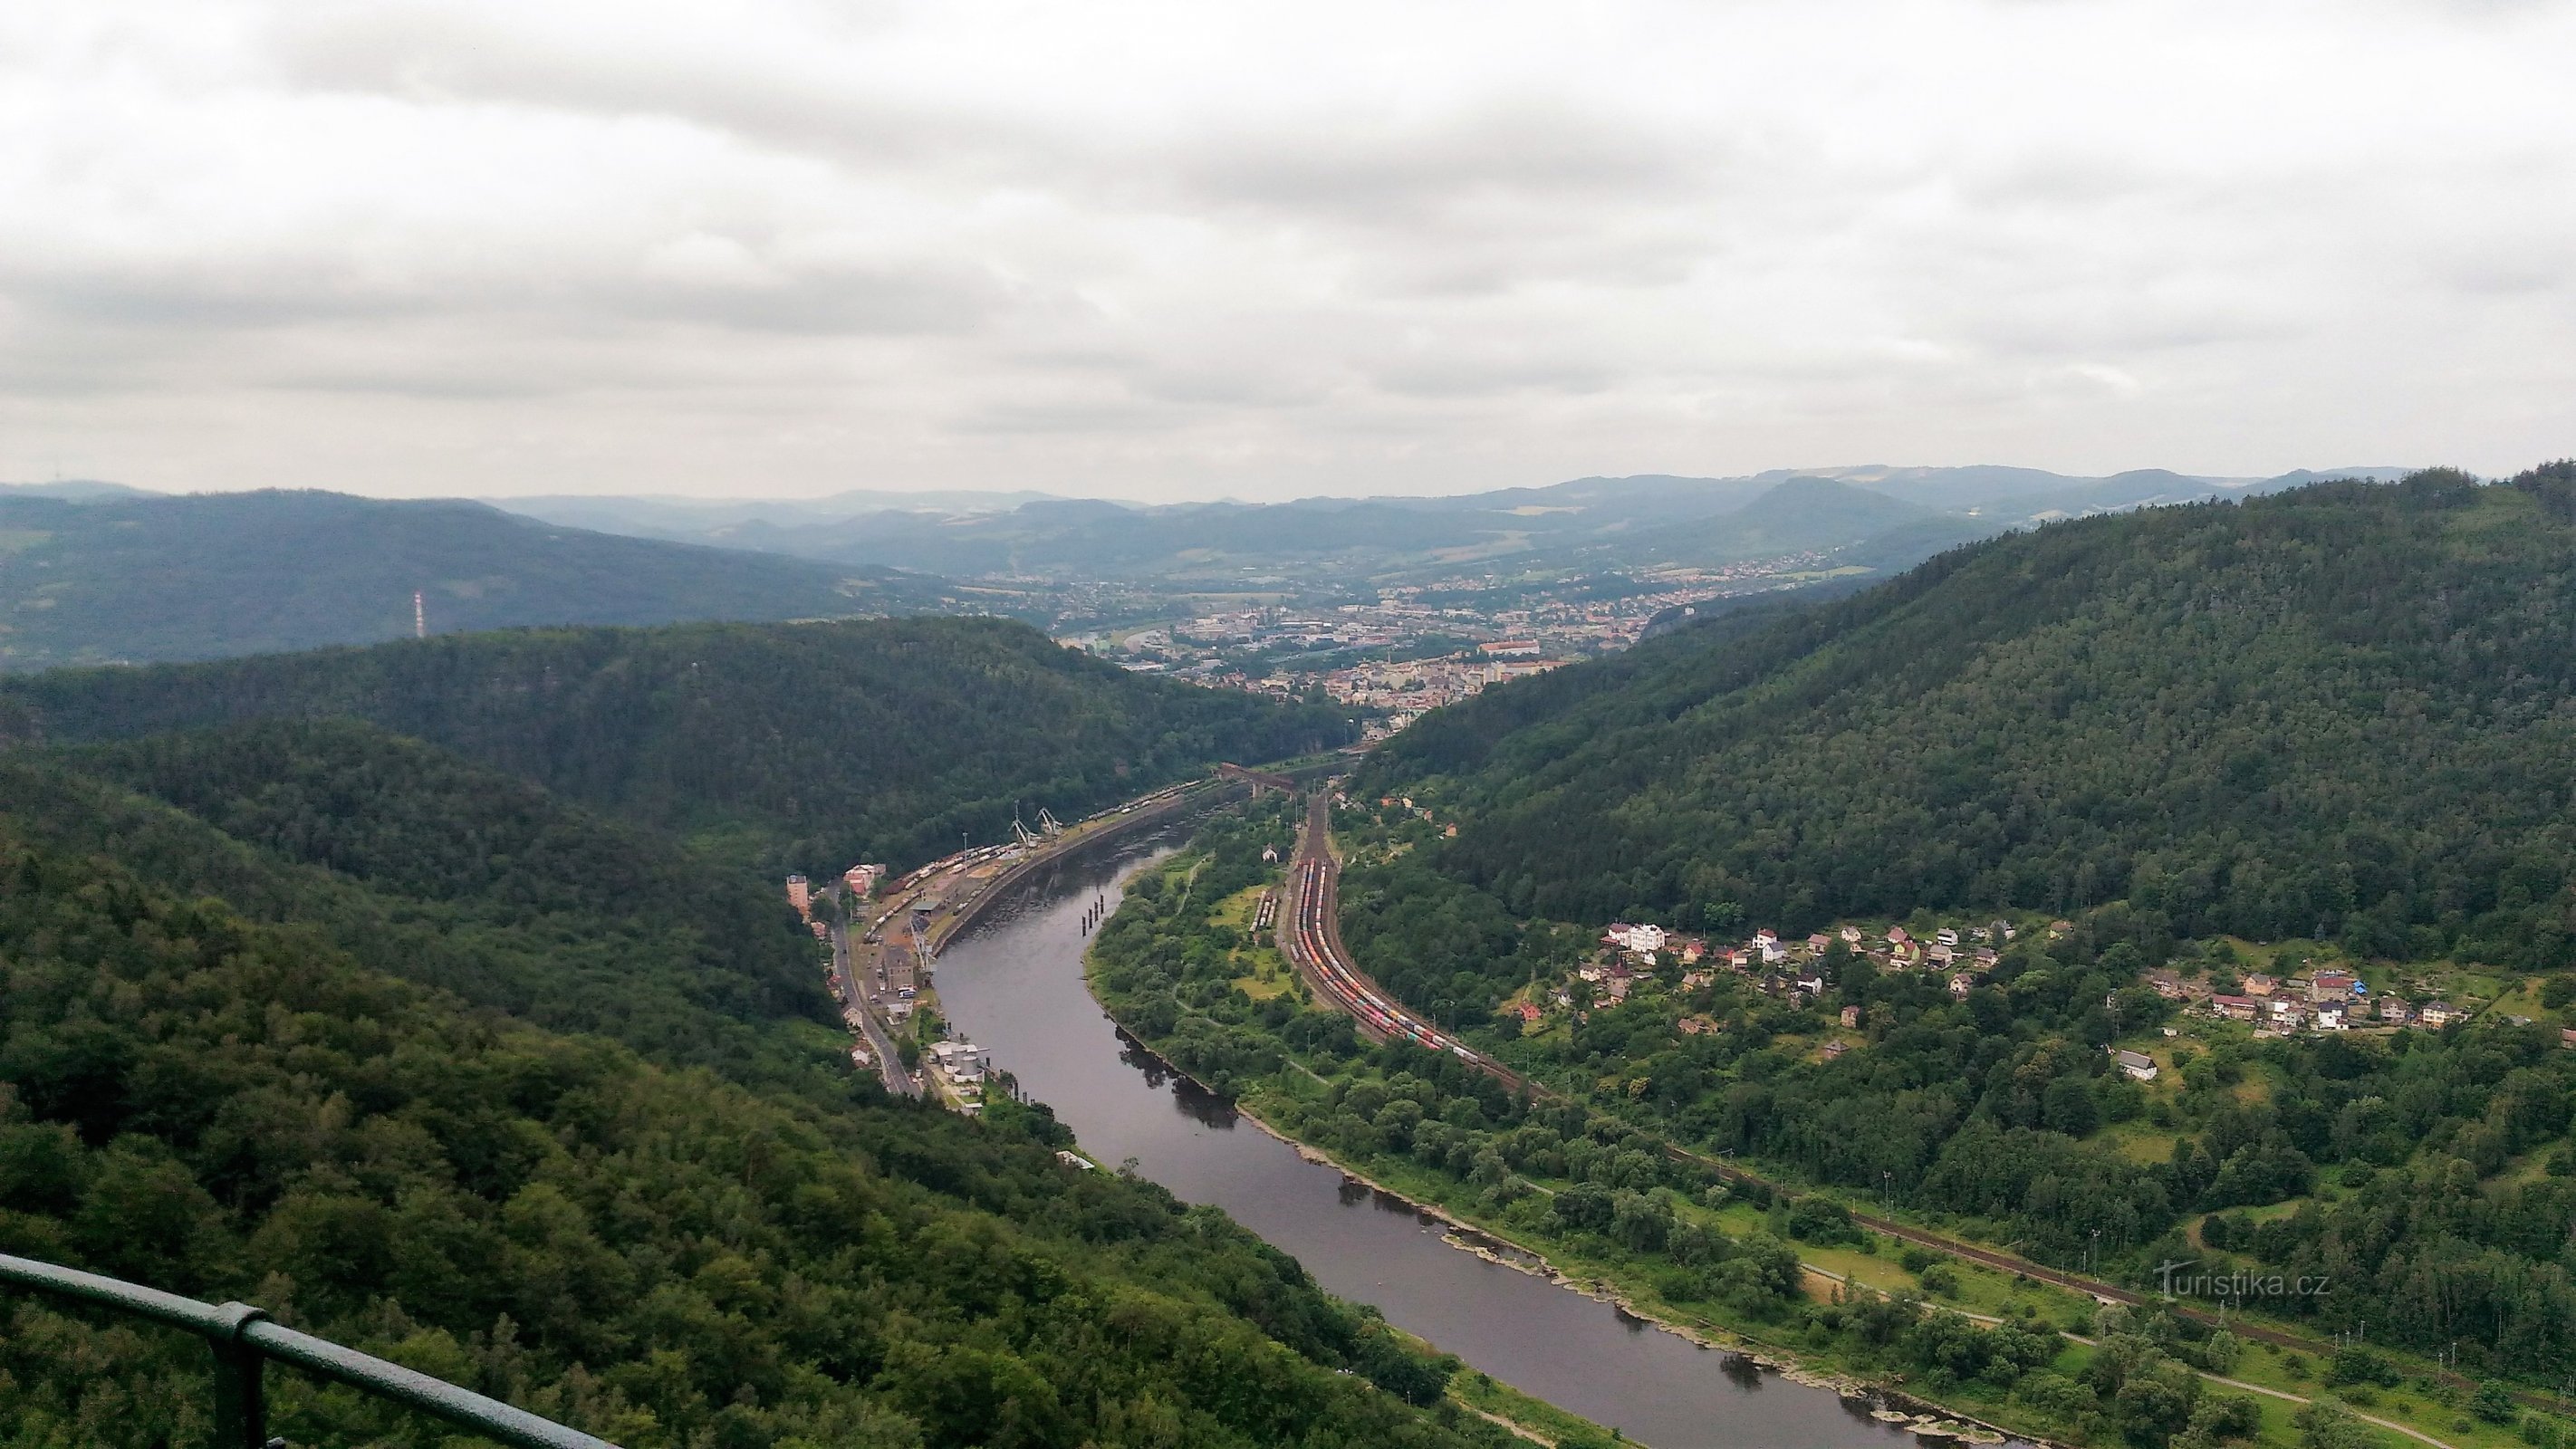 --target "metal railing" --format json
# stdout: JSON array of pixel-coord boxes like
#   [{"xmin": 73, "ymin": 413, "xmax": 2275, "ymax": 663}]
[{"xmin": 0, "ymin": 1252, "xmax": 620, "ymax": 1449}]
